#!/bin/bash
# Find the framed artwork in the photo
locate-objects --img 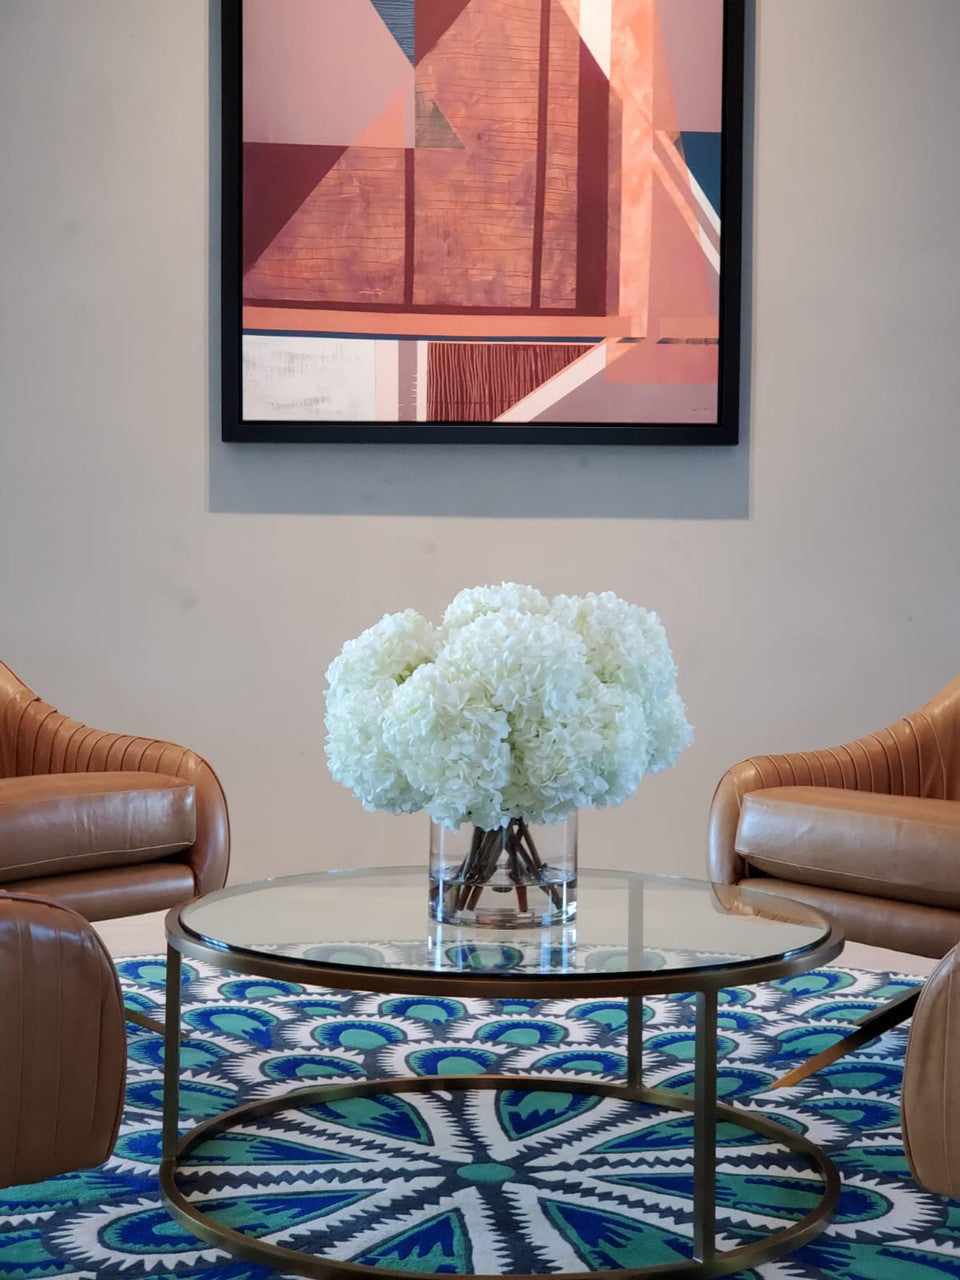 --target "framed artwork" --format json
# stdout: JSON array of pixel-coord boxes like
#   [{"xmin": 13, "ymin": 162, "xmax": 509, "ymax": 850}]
[{"xmin": 221, "ymin": 0, "xmax": 744, "ymax": 444}]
